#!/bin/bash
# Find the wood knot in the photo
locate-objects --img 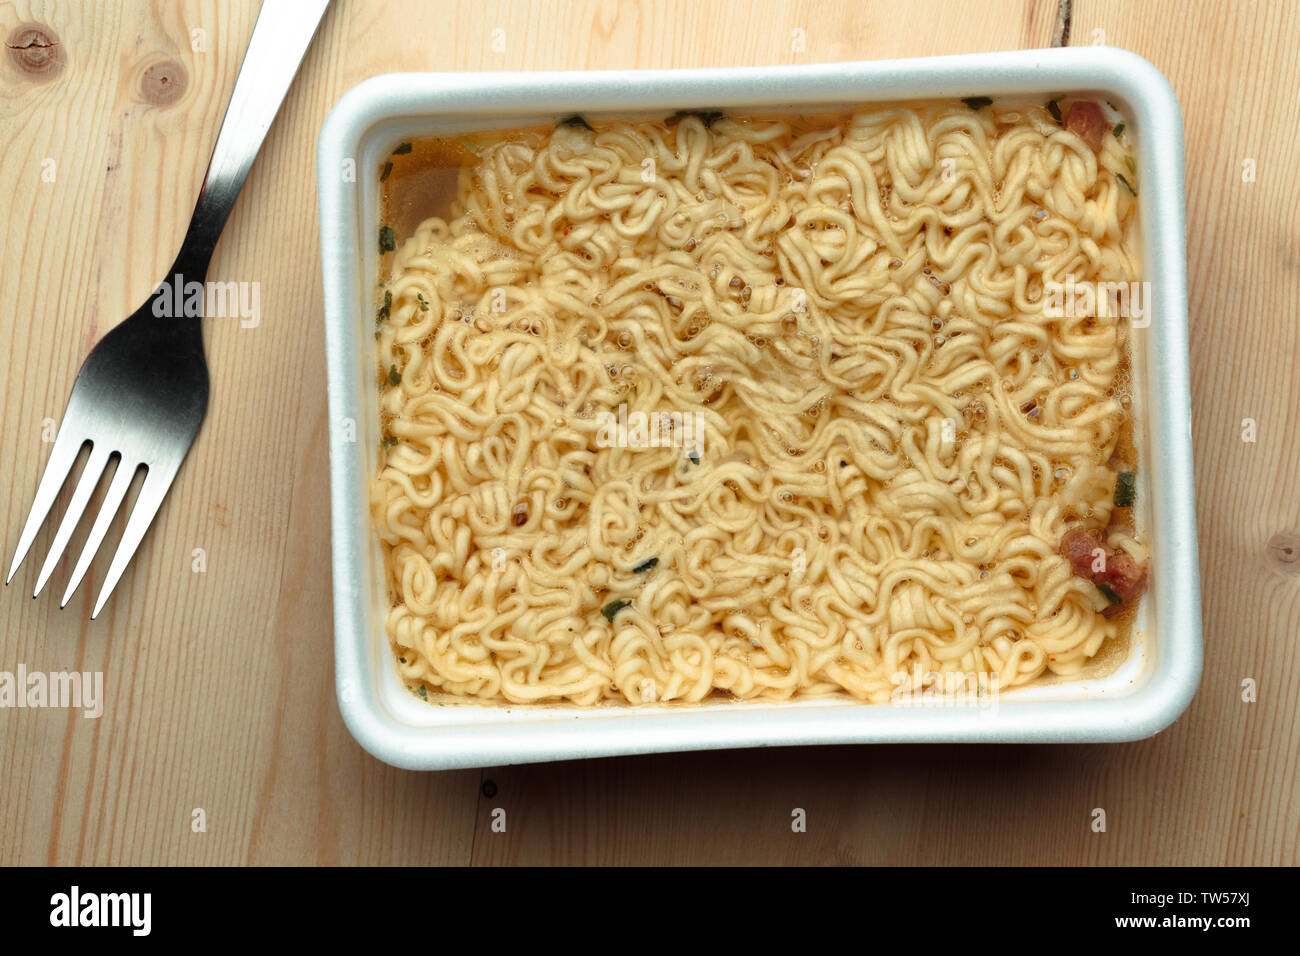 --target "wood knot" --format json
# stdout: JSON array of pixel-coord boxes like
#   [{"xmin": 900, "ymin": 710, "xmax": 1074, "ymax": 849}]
[
  {"xmin": 1267, "ymin": 532, "xmax": 1300, "ymax": 572},
  {"xmin": 6, "ymin": 24, "xmax": 64, "ymax": 80},
  {"xmin": 140, "ymin": 58, "xmax": 187, "ymax": 106}
]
